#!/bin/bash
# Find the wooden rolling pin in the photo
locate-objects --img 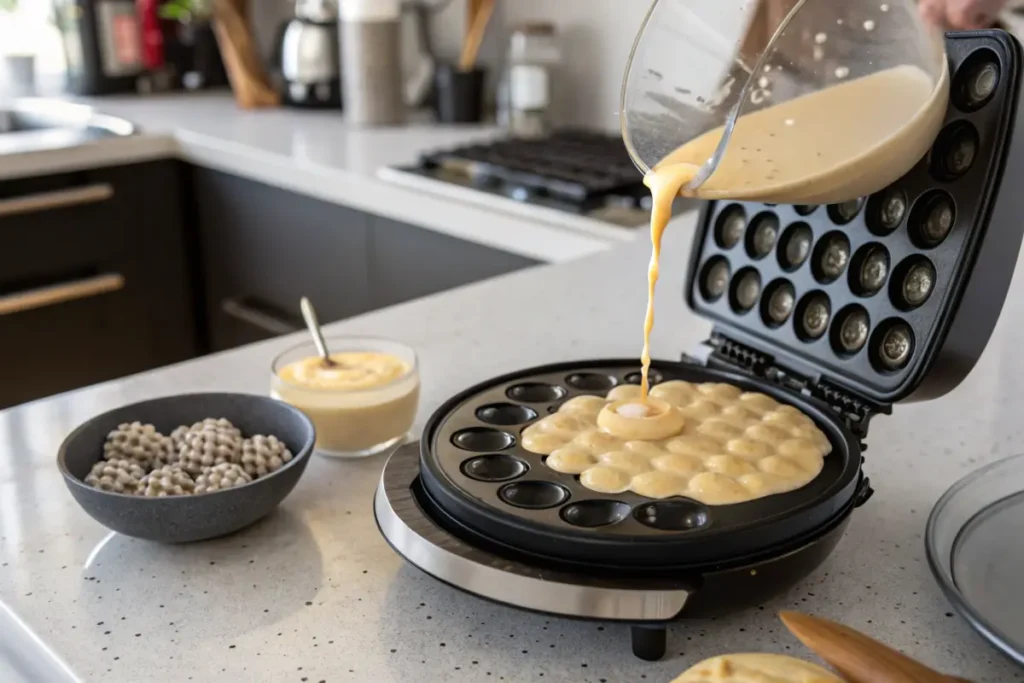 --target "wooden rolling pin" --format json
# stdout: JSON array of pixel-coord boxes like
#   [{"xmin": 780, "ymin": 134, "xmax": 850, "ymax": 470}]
[{"xmin": 779, "ymin": 611, "xmax": 973, "ymax": 683}]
